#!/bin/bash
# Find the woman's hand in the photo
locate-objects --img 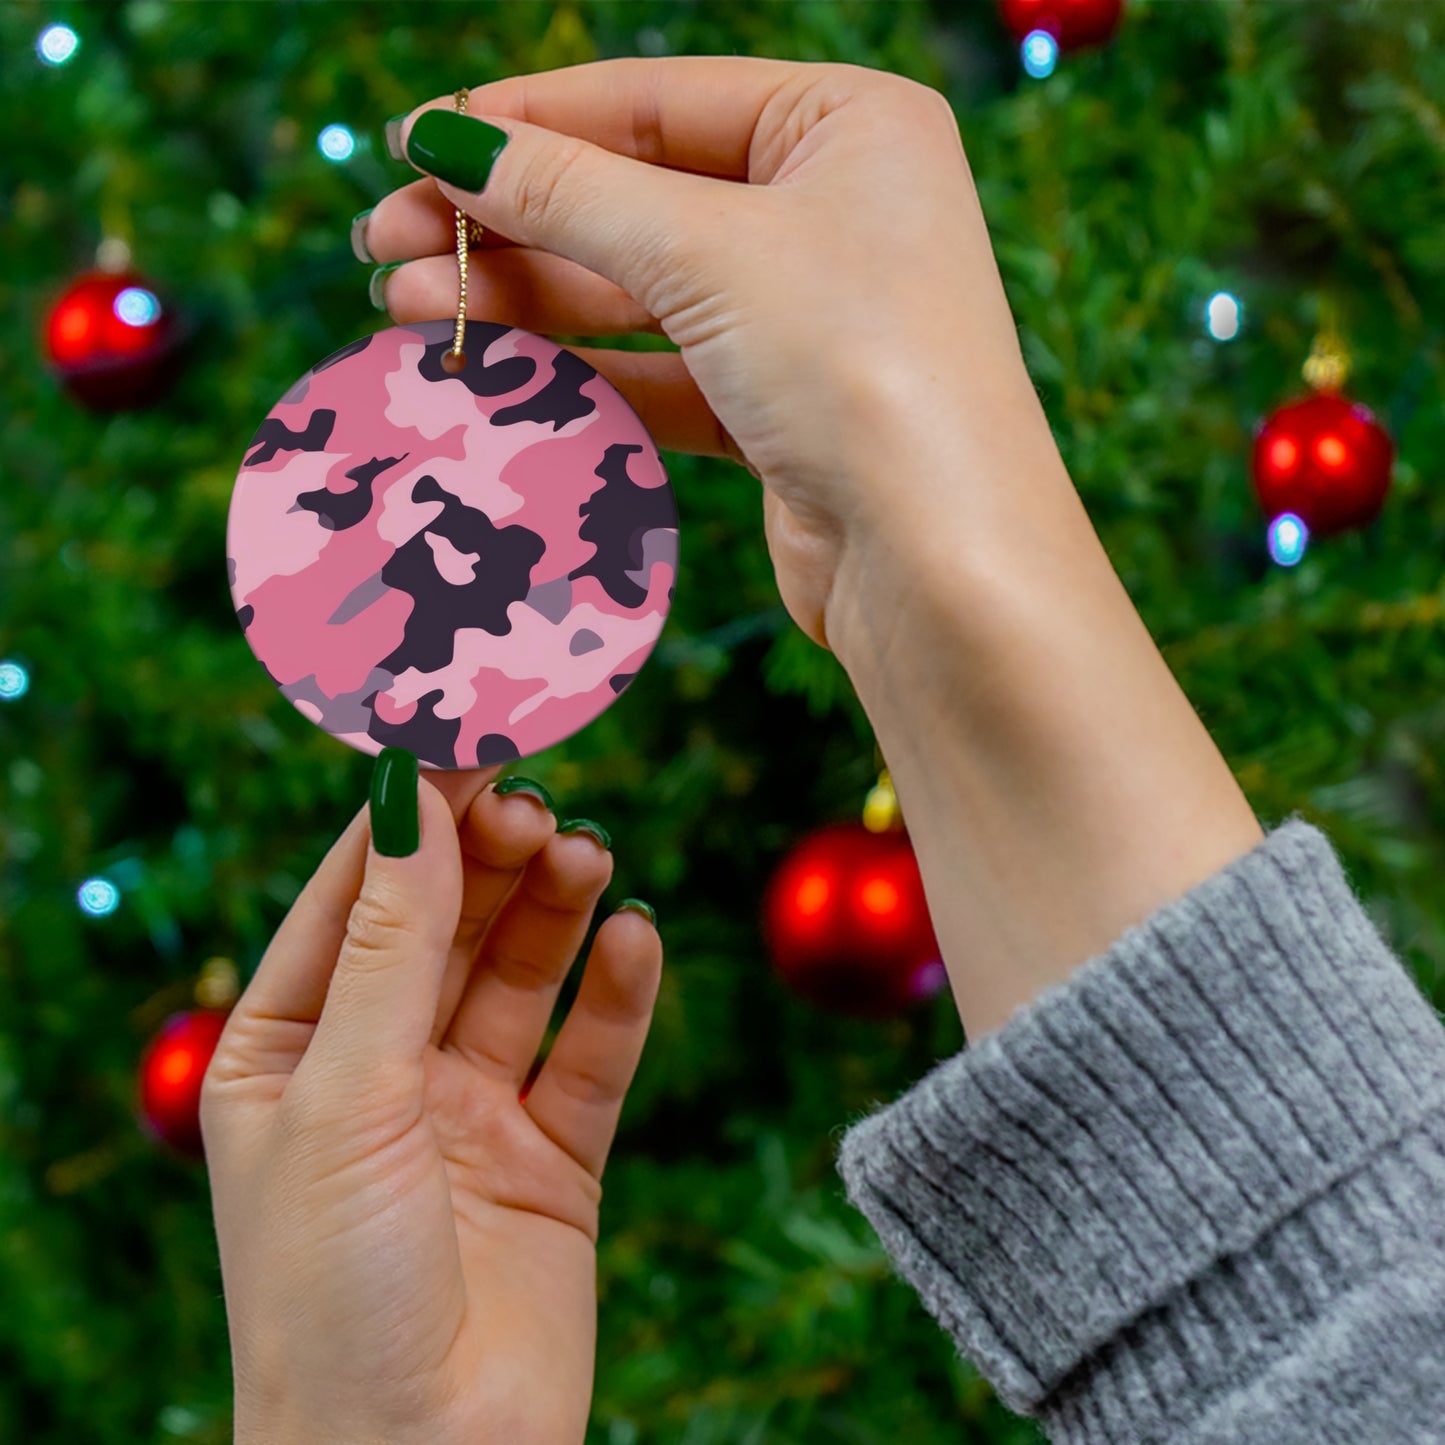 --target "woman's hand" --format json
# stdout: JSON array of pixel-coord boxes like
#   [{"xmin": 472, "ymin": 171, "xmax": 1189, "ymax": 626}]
[
  {"xmin": 361, "ymin": 57, "xmax": 1263, "ymax": 1043},
  {"xmin": 361, "ymin": 55, "xmax": 1061, "ymax": 661},
  {"xmin": 201, "ymin": 759, "xmax": 662, "ymax": 1445}
]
